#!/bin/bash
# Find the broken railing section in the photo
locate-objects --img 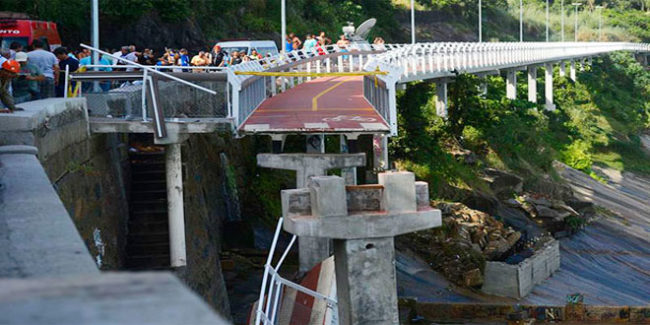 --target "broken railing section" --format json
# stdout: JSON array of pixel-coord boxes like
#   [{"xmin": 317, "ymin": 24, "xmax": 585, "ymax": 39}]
[{"xmin": 281, "ymin": 171, "xmax": 441, "ymax": 325}]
